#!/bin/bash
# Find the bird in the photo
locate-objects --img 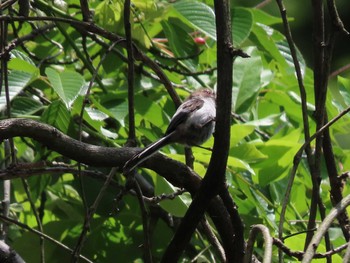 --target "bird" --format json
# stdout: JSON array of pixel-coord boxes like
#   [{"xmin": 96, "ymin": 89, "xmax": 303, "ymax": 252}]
[{"xmin": 123, "ymin": 88, "xmax": 216, "ymax": 174}]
